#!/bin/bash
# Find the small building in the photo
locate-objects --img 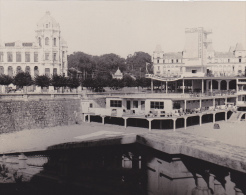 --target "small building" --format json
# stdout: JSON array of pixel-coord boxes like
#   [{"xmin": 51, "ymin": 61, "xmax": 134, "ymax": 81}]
[{"xmin": 112, "ymin": 68, "xmax": 123, "ymax": 79}]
